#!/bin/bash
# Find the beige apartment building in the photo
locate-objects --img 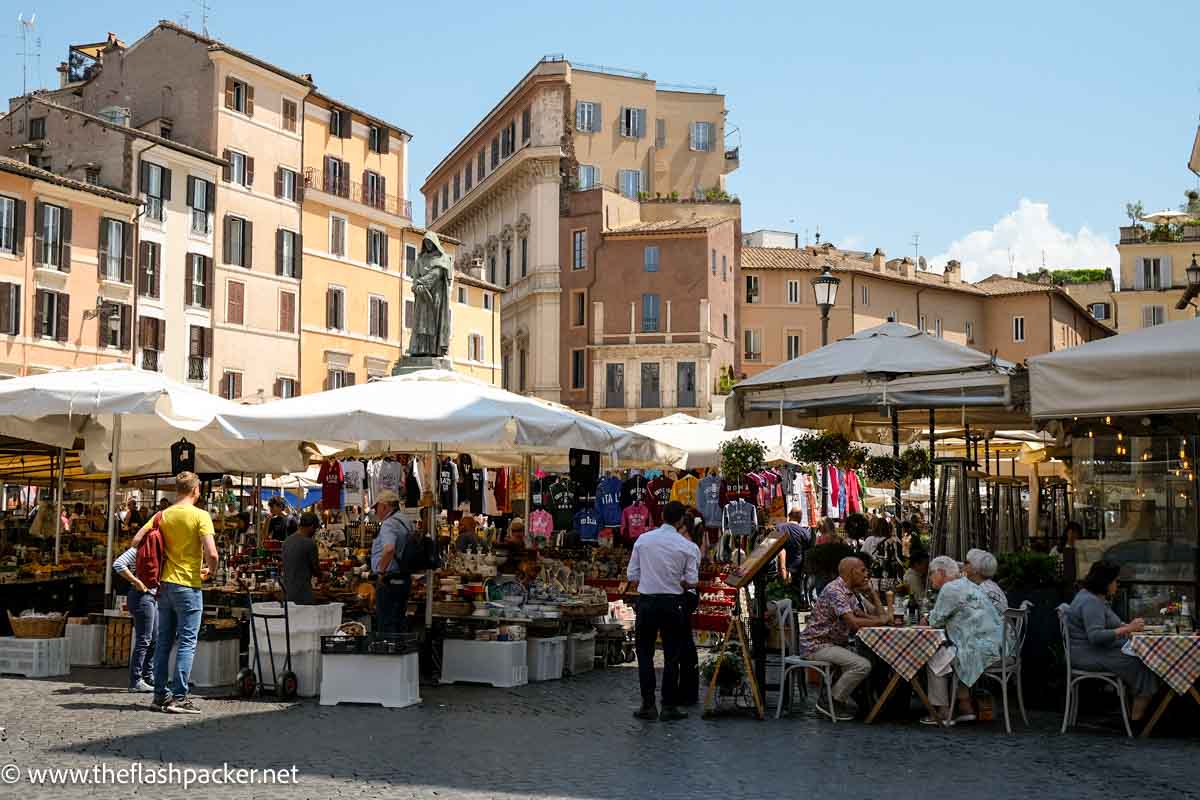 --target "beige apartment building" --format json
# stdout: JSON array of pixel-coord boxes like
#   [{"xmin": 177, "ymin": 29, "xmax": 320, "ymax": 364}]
[
  {"xmin": 1113, "ymin": 224, "xmax": 1200, "ymax": 332},
  {"xmin": 0, "ymin": 96, "xmax": 224, "ymax": 384},
  {"xmin": 423, "ymin": 57, "xmax": 739, "ymax": 407},
  {"xmin": 738, "ymin": 243, "xmax": 1112, "ymax": 376}
]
